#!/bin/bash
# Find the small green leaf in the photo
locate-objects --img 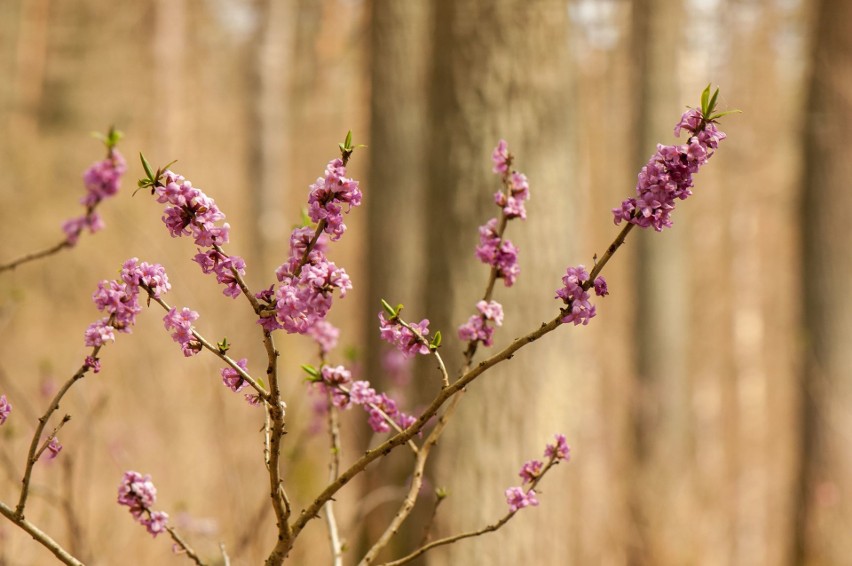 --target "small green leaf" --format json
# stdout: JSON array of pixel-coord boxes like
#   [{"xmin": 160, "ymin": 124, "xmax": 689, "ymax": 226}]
[
  {"xmin": 435, "ymin": 487, "xmax": 448, "ymax": 499},
  {"xmin": 381, "ymin": 299, "xmax": 397, "ymax": 317},
  {"xmin": 708, "ymin": 109, "xmax": 742, "ymax": 120},
  {"xmin": 258, "ymin": 377, "xmax": 267, "ymax": 389},
  {"xmin": 700, "ymin": 84, "xmax": 711, "ymax": 115},
  {"xmin": 344, "ymin": 130, "xmax": 353, "ymax": 149},
  {"xmin": 707, "ymin": 88, "xmax": 720, "ymax": 116},
  {"xmin": 430, "ymin": 330, "xmax": 442, "ymax": 349},
  {"xmin": 217, "ymin": 337, "xmax": 231, "ymax": 353},
  {"xmin": 301, "ymin": 364, "xmax": 320, "ymax": 378},
  {"xmin": 140, "ymin": 152, "xmax": 154, "ymax": 181}
]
